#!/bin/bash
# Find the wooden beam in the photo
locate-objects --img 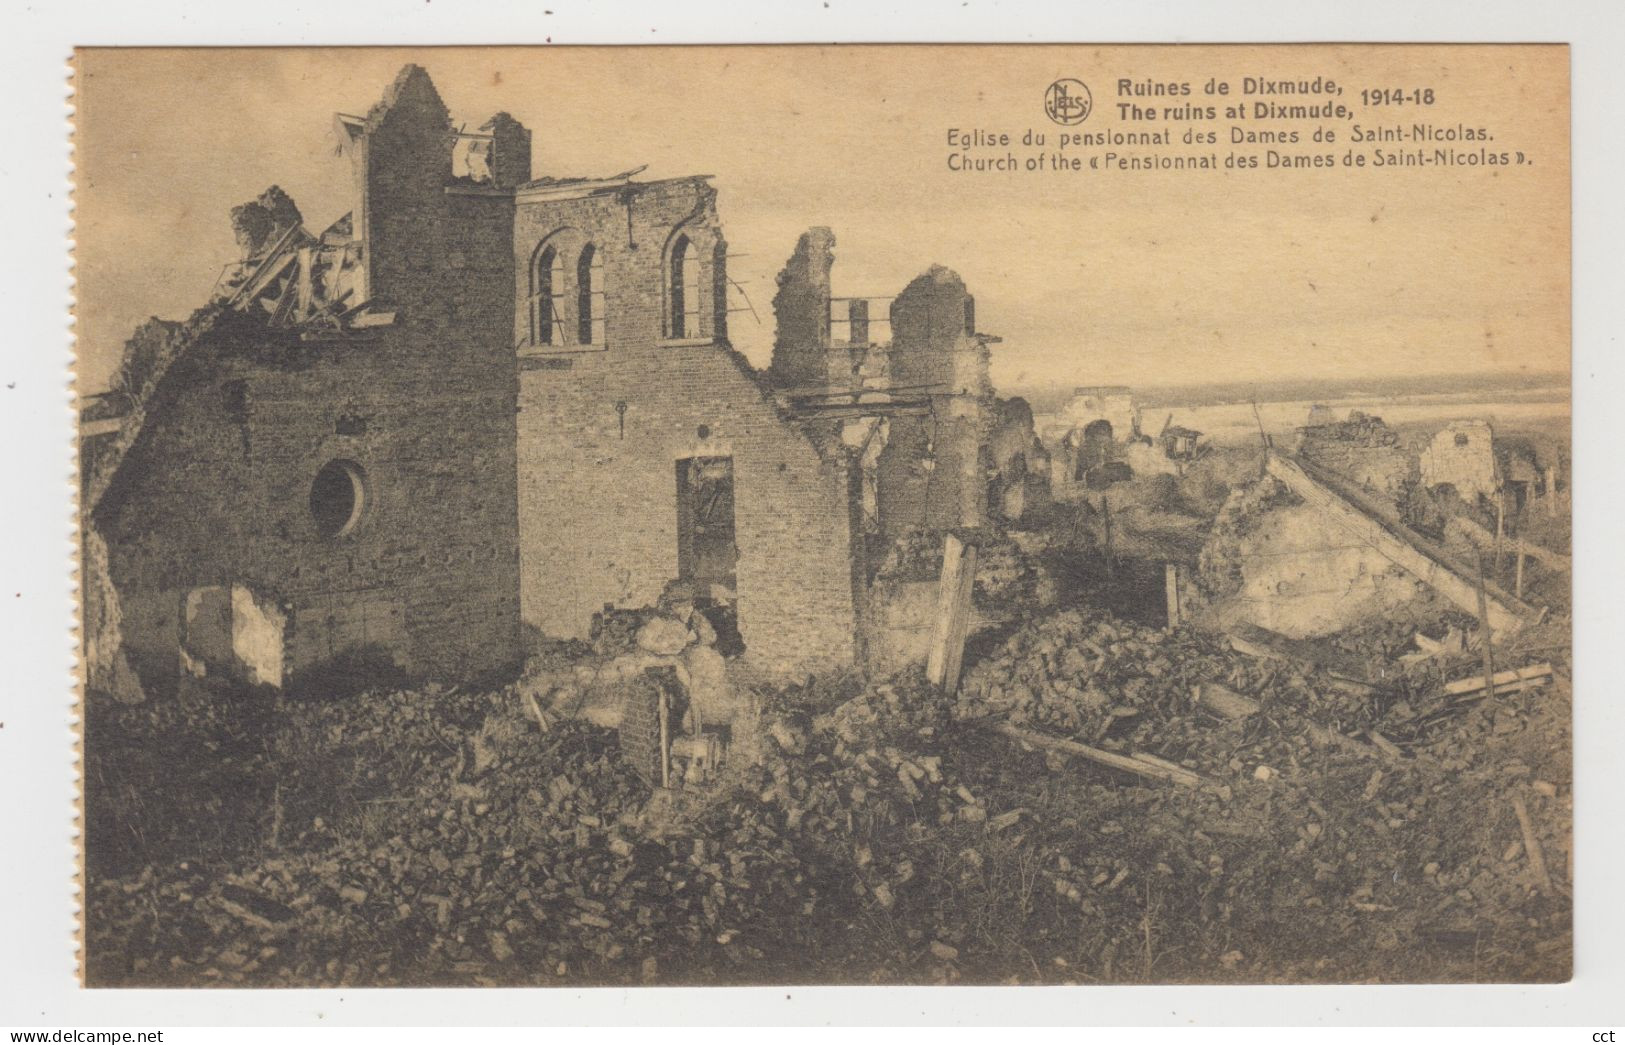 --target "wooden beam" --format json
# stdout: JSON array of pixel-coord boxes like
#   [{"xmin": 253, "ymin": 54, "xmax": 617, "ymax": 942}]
[
  {"xmin": 782, "ymin": 380, "xmax": 946, "ymax": 400},
  {"xmin": 1164, "ymin": 563, "xmax": 1181, "ymax": 630},
  {"xmin": 225, "ymin": 223, "xmax": 304, "ymax": 307},
  {"xmin": 267, "ymin": 276, "xmax": 299, "ymax": 327},
  {"xmin": 925, "ymin": 534, "xmax": 977, "ymax": 695},
  {"xmin": 1366, "ymin": 730, "xmax": 1404, "ymax": 760},
  {"xmin": 991, "ymin": 723, "xmax": 1205, "ymax": 787},
  {"xmin": 1475, "ymin": 552, "xmax": 1498, "ymax": 701},
  {"xmin": 657, "ymin": 685, "xmax": 671, "ymax": 790},
  {"xmin": 1192, "ymin": 681, "xmax": 1260, "ymax": 719},
  {"xmin": 80, "ymin": 417, "xmax": 122, "ymax": 438},
  {"xmin": 786, "ymin": 403, "xmax": 932, "ymax": 421},
  {"xmin": 233, "ymin": 249, "xmax": 298, "ymax": 311},
  {"xmin": 1494, "ymin": 493, "xmax": 1506, "ymax": 573},
  {"xmin": 295, "ymin": 246, "xmax": 314, "ymax": 320},
  {"xmin": 347, "ymin": 310, "xmax": 397, "ymax": 329},
  {"xmin": 1443, "ymin": 662, "xmax": 1553, "ymax": 698},
  {"xmin": 1101, "ymin": 494, "xmax": 1114, "ymax": 582}
]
